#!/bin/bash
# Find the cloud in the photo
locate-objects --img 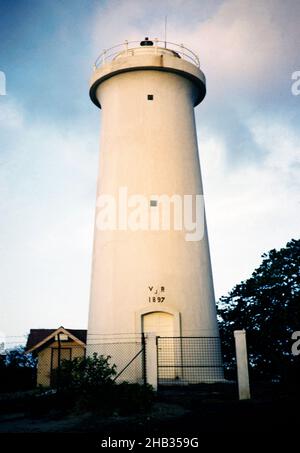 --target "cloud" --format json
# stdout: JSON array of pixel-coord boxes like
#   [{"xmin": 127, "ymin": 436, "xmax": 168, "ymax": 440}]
[
  {"xmin": 200, "ymin": 117, "xmax": 300, "ymax": 297},
  {"xmin": 0, "ymin": 98, "xmax": 24, "ymax": 129},
  {"xmin": 91, "ymin": 0, "xmax": 300, "ymax": 96},
  {"xmin": 181, "ymin": 0, "xmax": 300, "ymax": 169},
  {"xmin": 176, "ymin": 0, "xmax": 300, "ymax": 96},
  {"xmin": 0, "ymin": 99, "xmax": 98, "ymax": 336},
  {"xmin": 90, "ymin": 0, "xmax": 300, "ymax": 166},
  {"xmin": 90, "ymin": 0, "xmax": 222, "ymax": 61},
  {"xmin": 1, "ymin": 0, "xmax": 299, "ymax": 338}
]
